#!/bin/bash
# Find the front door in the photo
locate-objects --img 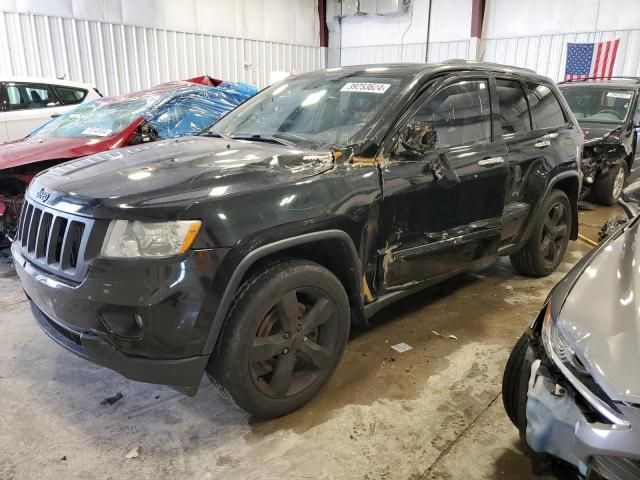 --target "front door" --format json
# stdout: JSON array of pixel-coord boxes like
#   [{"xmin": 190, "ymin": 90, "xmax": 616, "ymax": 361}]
[{"xmin": 379, "ymin": 76, "xmax": 509, "ymax": 290}]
